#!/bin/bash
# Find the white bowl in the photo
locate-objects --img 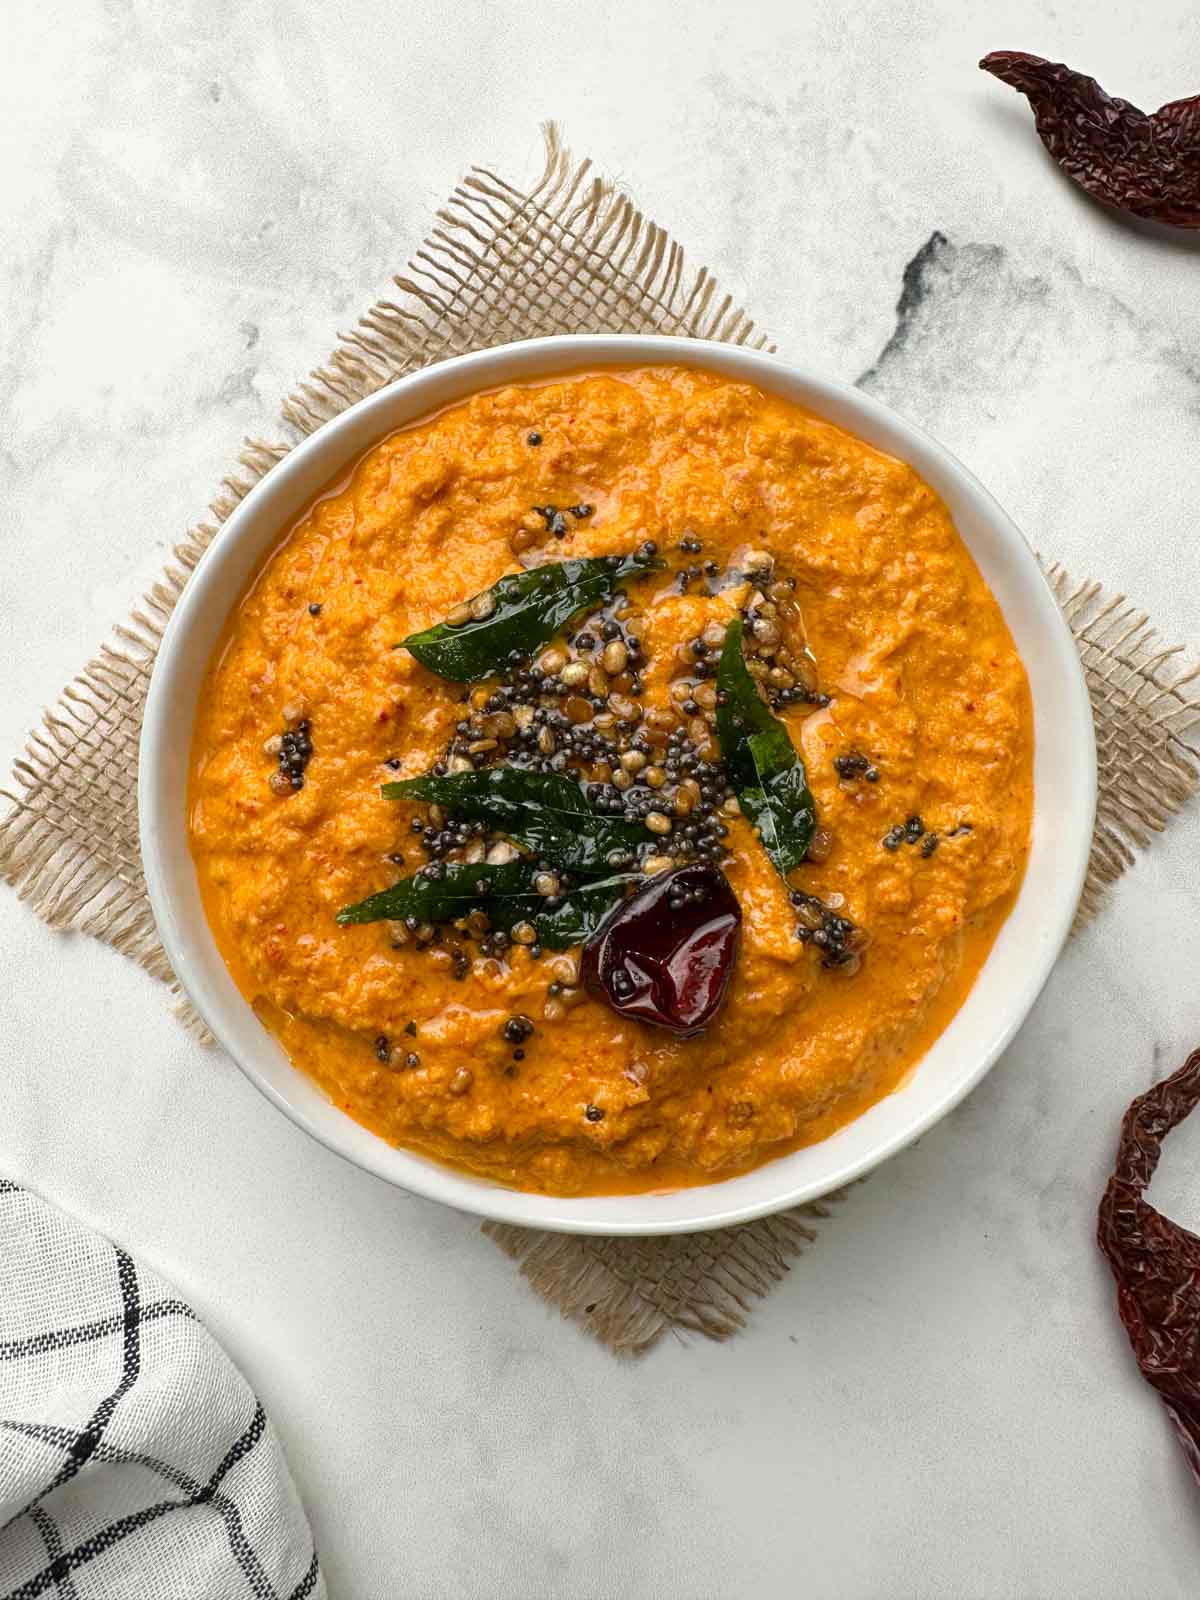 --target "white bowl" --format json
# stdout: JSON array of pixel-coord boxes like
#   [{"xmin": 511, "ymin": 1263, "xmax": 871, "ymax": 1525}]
[{"xmin": 140, "ymin": 335, "xmax": 1095, "ymax": 1235}]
